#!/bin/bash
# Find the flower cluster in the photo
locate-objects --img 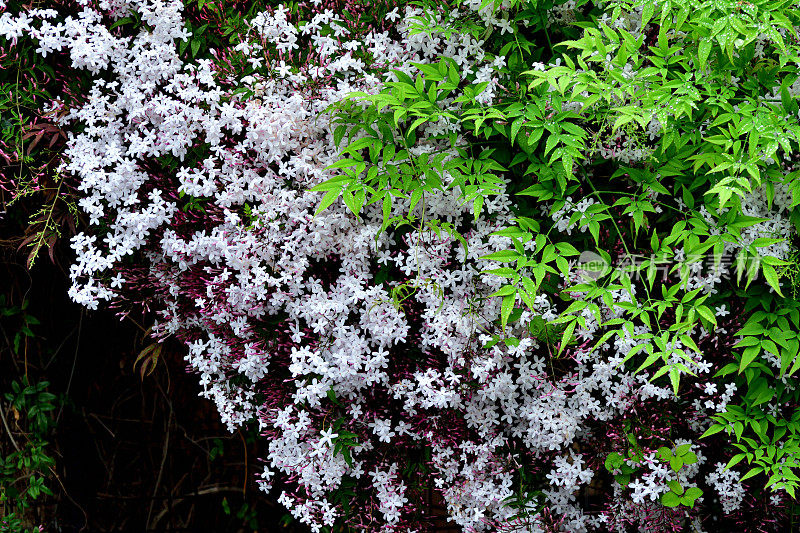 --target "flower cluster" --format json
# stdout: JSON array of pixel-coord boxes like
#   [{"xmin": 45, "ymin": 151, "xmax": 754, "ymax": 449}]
[{"xmin": 3, "ymin": 0, "xmax": 800, "ymax": 531}]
